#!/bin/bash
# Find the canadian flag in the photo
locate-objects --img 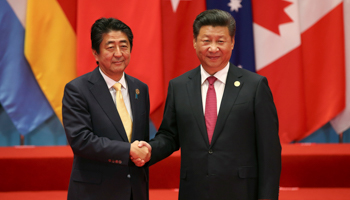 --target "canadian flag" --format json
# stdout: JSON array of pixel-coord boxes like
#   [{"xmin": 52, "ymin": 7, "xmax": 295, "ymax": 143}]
[{"xmin": 252, "ymin": 0, "xmax": 346, "ymax": 143}]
